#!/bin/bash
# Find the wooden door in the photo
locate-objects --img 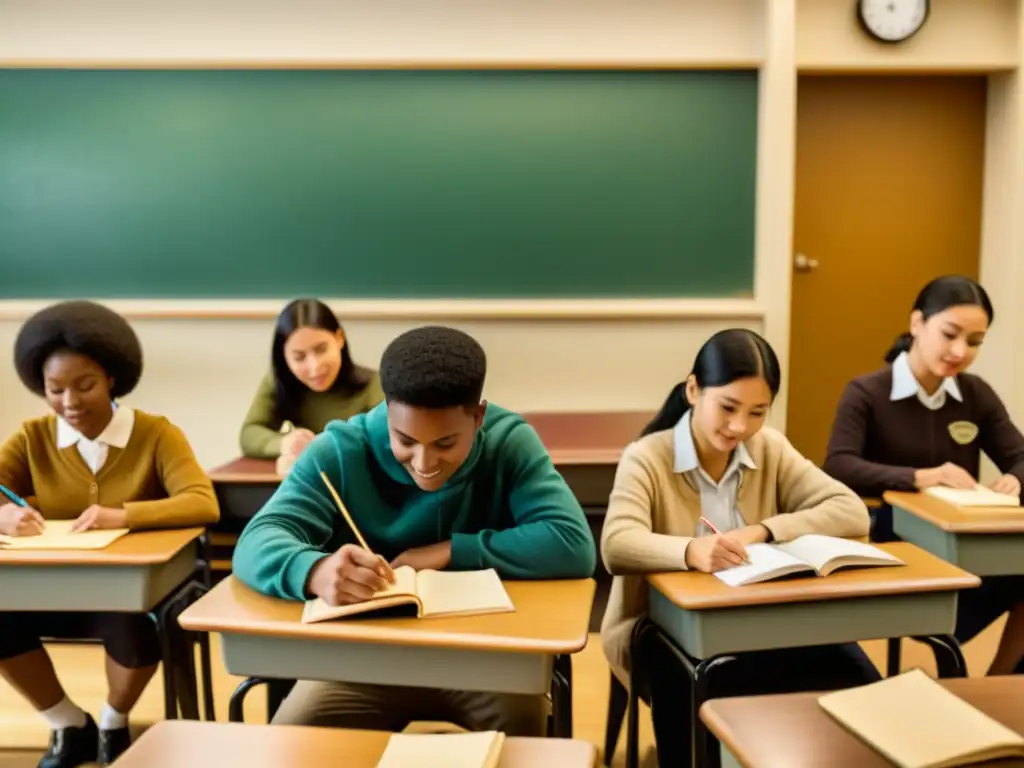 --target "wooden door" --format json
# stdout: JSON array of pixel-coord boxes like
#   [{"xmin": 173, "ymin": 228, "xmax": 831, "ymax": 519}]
[{"xmin": 787, "ymin": 76, "xmax": 987, "ymax": 465}]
